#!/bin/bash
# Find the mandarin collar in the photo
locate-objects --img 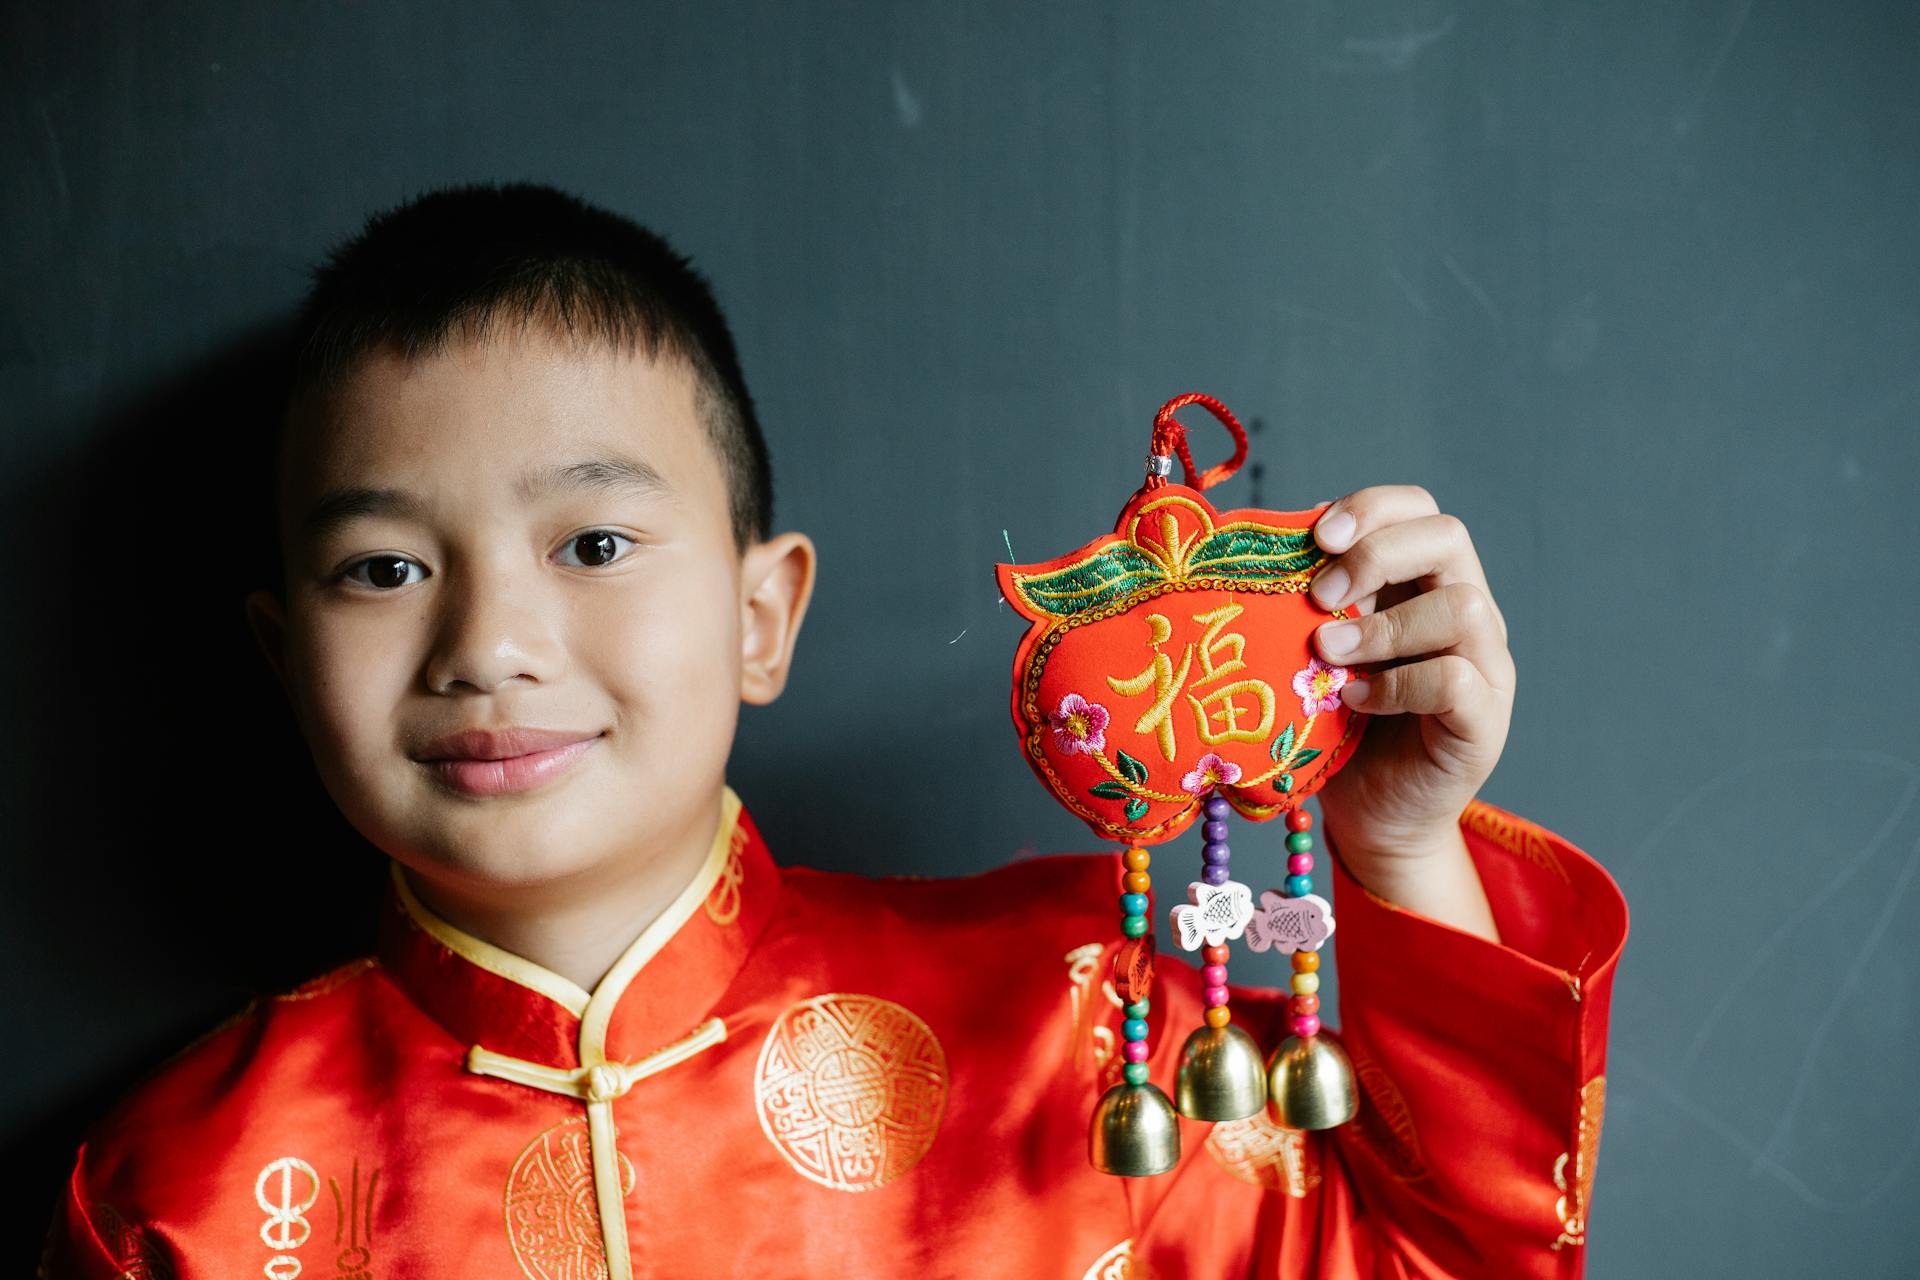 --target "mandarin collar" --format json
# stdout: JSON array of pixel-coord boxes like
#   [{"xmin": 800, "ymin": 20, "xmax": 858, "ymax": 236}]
[{"xmin": 375, "ymin": 786, "xmax": 781, "ymax": 1070}]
